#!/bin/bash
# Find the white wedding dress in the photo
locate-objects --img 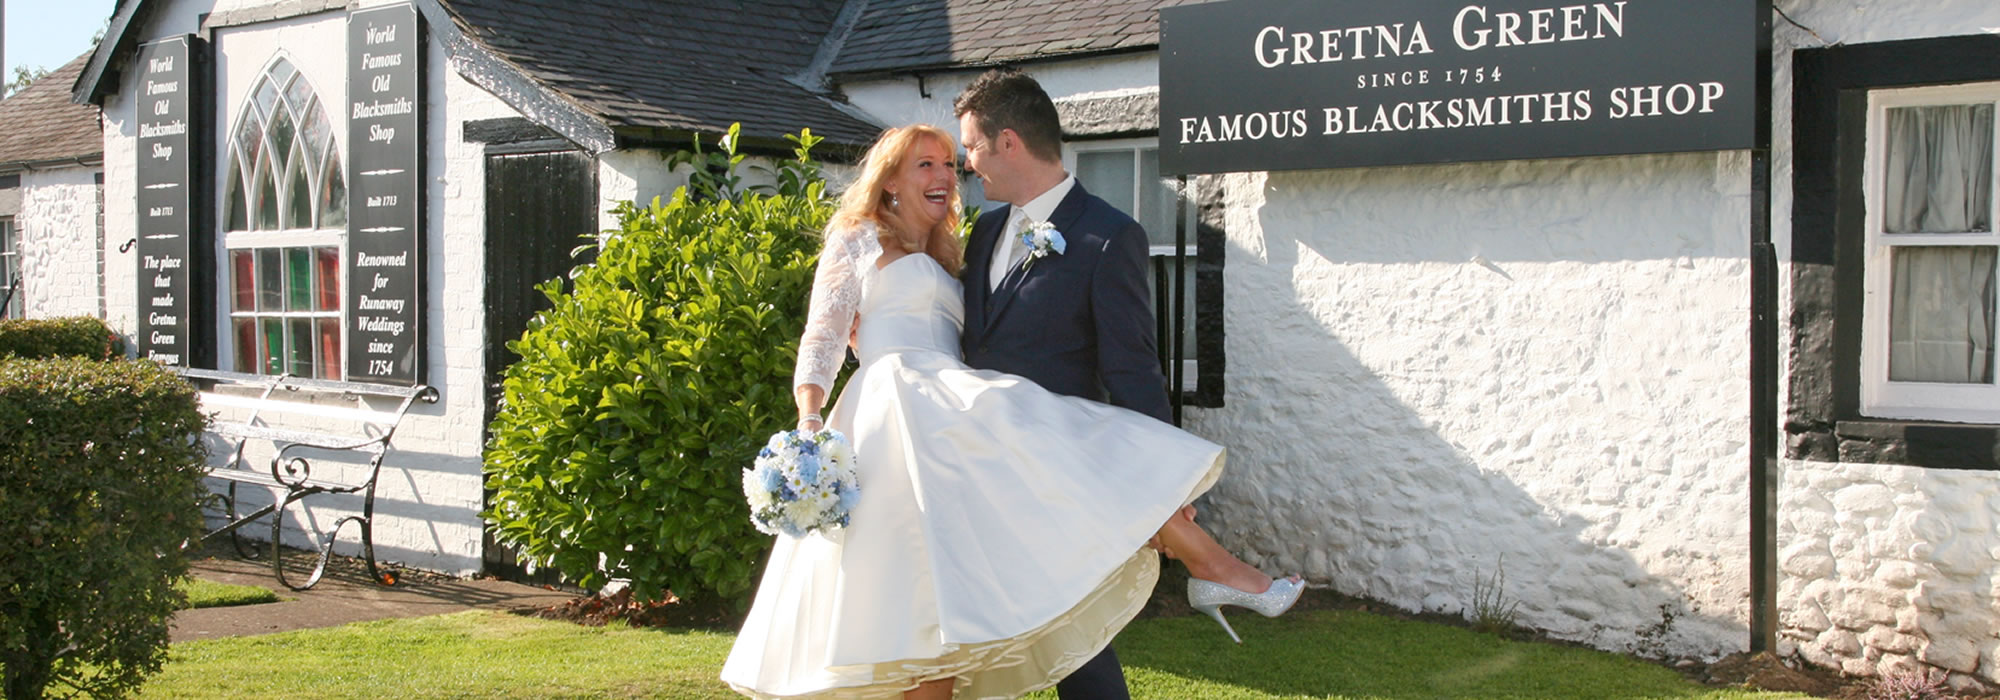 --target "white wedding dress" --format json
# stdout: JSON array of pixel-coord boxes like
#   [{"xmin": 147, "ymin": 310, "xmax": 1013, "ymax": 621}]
[{"xmin": 721, "ymin": 222, "xmax": 1225, "ymax": 699}]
